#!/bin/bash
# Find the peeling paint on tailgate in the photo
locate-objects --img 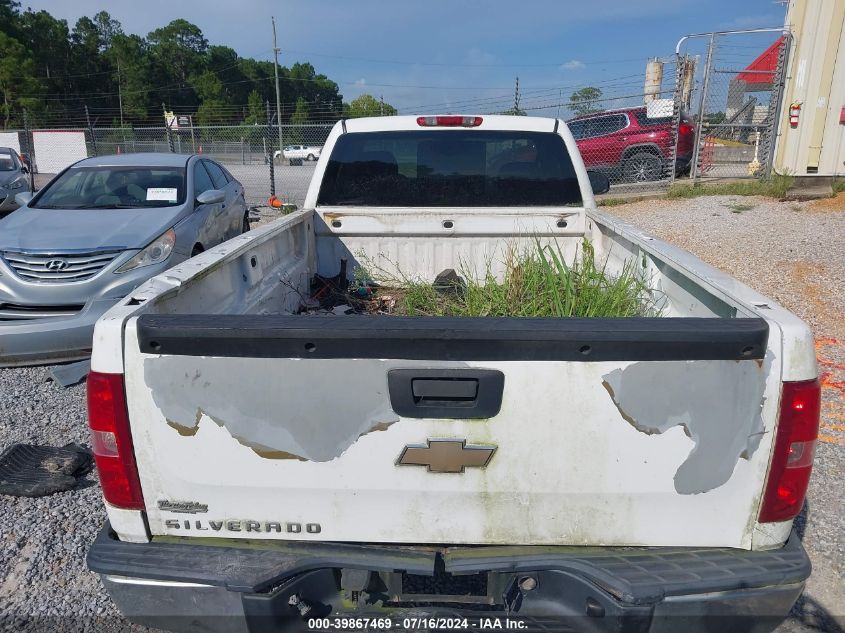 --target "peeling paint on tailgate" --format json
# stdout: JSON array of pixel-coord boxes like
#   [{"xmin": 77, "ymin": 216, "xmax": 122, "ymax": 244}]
[
  {"xmin": 602, "ymin": 359, "xmax": 768, "ymax": 494},
  {"xmin": 144, "ymin": 356, "xmax": 401, "ymax": 461}
]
